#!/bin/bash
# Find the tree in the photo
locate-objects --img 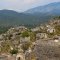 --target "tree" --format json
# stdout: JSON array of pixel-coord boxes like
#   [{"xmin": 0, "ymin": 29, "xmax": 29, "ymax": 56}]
[{"xmin": 21, "ymin": 31, "xmax": 29, "ymax": 37}]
